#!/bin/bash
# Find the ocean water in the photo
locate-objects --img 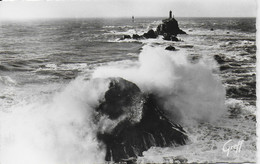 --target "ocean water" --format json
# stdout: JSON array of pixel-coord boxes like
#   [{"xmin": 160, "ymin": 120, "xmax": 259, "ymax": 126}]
[{"xmin": 0, "ymin": 17, "xmax": 256, "ymax": 163}]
